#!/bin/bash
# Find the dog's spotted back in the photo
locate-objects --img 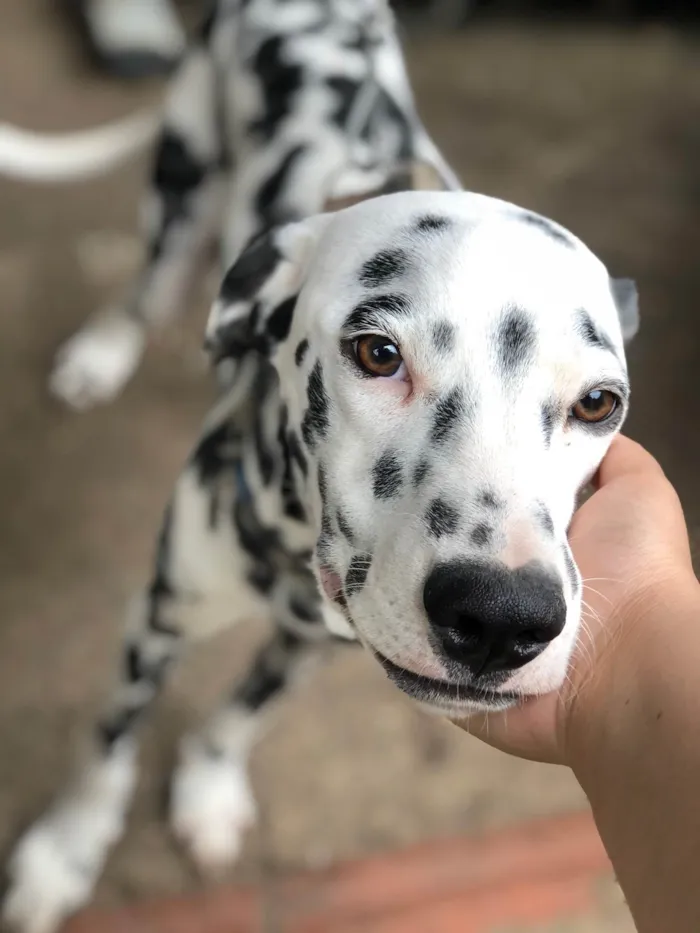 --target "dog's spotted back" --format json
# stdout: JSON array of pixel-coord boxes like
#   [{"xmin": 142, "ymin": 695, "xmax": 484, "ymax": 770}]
[{"xmin": 49, "ymin": 0, "xmax": 459, "ymax": 409}]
